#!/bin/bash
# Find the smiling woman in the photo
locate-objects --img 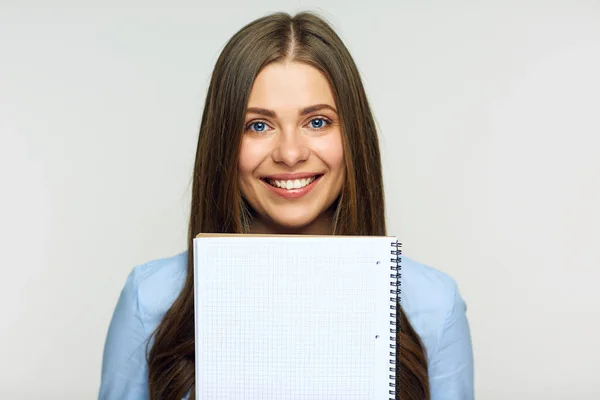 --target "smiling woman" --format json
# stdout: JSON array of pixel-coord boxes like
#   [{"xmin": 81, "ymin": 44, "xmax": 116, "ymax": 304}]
[
  {"xmin": 99, "ymin": 10, "xmax": 473, "ymax": 400},
  {"xmin": 239, "ymin": 62, "xmax": 345, "ymax": 233}
]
